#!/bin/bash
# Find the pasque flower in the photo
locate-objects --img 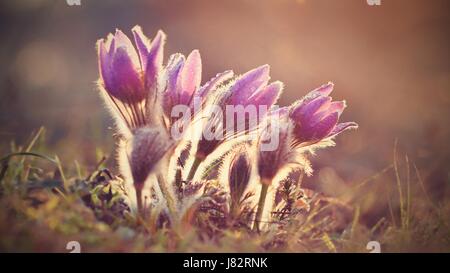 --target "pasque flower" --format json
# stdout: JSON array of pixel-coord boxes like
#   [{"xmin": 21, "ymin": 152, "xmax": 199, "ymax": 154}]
[
  {"xmin": 256, "ymin": 110, "xmax": 294, "ymax": 182},
  {"xmin": 227, "ymin": 65, "xmax": 282, "ymax": 108},
  {"xmin": 289, "ymin": 82, "xmax": 358, "ymax": 146},
  {"xmin": 130, "ymin": 127, "xmax": 173, "ymax": 213},
  {"xmin": 226, "ymin": 147, "xmax": 252, "ymax": 218},
  {"xmin": 162, "ymin": 51, "xmax": 236, "ymax": 130},
  {"xmin": 163, "ymin": 51, "xmax": 202, "ymax": 120},
  {"xmin": 97, "ymin": 26, "xmax": 165, "ymax": 134},
  {"xmin": 97, "ymin": 26, "xmax": 174, "ymax": 215},
  {"xmin": 252, "ymin": 83, "xmax": 357, "ymax": 231},
  {"xmin": 96, "ymin": 25, "xmax": 358, "ymax": 231},
  {"xmin": 253, "ymin": 111, "xmax": 295, "ymax": 231},
  {"xmin": 188, "ymin": 65, "xmax": 283, "ymax": 181}
]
